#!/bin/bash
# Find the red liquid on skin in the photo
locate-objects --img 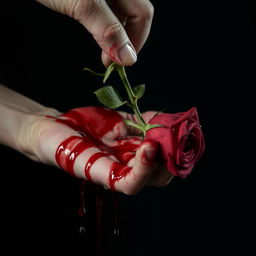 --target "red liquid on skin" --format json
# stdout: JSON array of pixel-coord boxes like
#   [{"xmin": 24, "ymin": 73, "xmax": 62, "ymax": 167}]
[
  {"xmin": 54, "ymin": 107, "xmax": 139, "ymax": 189},
  {"xmin": 84, "ymin": 152, "xmax": 111, "ymax": 182},
  {"xmin": 109, "ymin": 43, "xmax": 118, "ymax": 62},
  {"xmin": 58, "ymin": 107, "xmax": 122, "ymax": 141},
  {"xmin": 55, "ymin": 135, "xmax": 94, "ymax": 176},
  {"xmin": 51, "ymin": 107, "xmax": 142, "ymax": 253},
  {"xmin": 109, "ymin": 162, "xmax": 132, "ymax": 190}
]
